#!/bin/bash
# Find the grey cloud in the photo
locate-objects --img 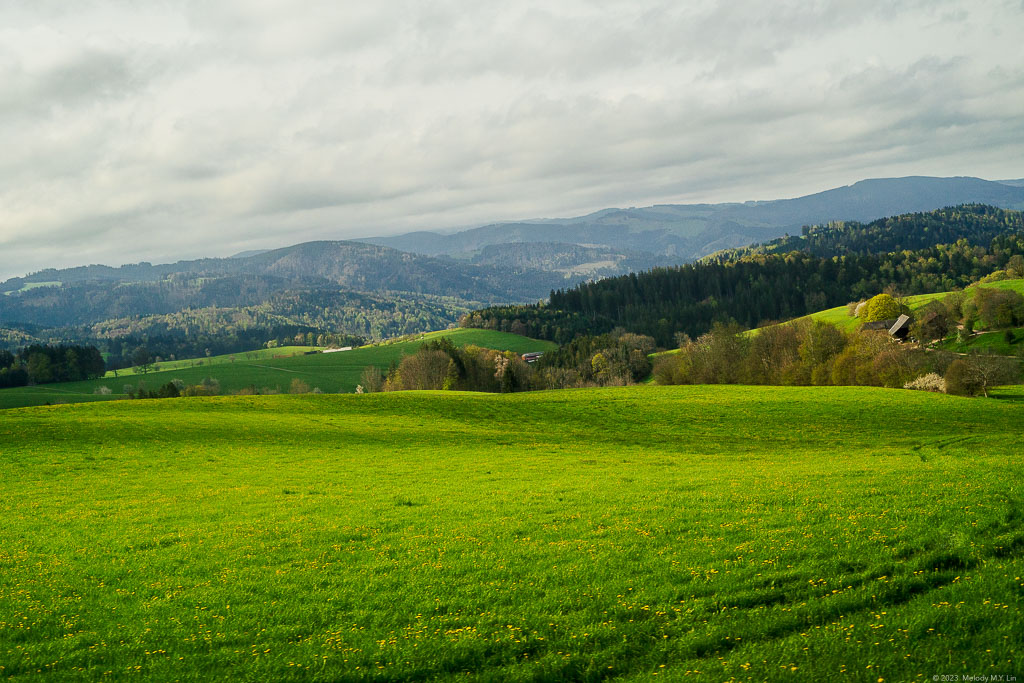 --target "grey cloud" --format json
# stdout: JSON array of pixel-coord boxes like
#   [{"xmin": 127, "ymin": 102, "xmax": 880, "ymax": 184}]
[
  {"xmin": 0, "ymin": 0, "xmax": 1022, "ymax": 280},
  {"xmin": 0, "ymin": 49, "xmax": 141, "ymax": 118}
]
